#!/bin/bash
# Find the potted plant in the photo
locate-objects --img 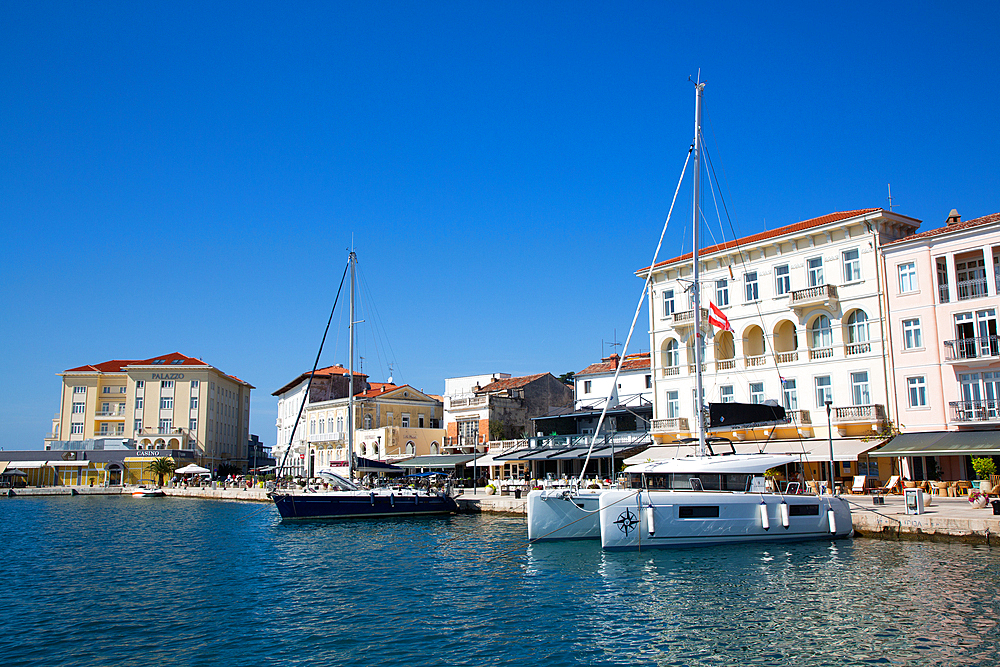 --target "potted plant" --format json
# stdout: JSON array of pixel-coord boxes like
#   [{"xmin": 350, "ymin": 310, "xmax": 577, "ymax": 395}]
[
  {"xmin": 972, "ymin": 457, "xmax": 996, "ymax": 490},
  {"xmin": 969, "ymin": 489, "xmax": 990, "ymax": 509}
]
